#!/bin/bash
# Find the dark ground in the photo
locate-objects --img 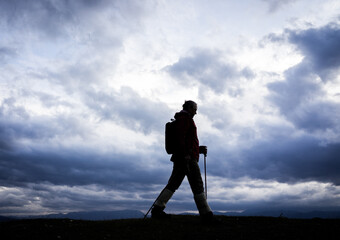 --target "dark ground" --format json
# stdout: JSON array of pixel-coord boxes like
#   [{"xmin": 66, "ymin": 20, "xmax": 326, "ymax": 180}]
[{"xmin": 1, "ymin": 215, "xmax": 339, "ymax": 240}]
